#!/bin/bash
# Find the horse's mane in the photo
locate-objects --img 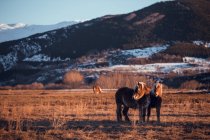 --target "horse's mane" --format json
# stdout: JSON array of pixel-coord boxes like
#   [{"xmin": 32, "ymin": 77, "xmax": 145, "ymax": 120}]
[
  {"xmin": 151, "ymin": 82, "xmax": 163, "ymax": 97},
  {"xmin": 133, "ymin": 82, "xmax": 151, "ymax": 100}
]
